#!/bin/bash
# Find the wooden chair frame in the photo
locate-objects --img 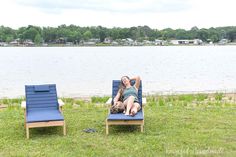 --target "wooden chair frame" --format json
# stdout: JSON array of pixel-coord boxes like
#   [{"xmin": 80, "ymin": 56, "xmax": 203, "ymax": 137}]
[
  {"xmin": 105, "ymin": 97, "xmax": 146, "ymax": 135},
  {"xmin": 21, "ymin": 99, "xmax": 66, "ymax": 139}
]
